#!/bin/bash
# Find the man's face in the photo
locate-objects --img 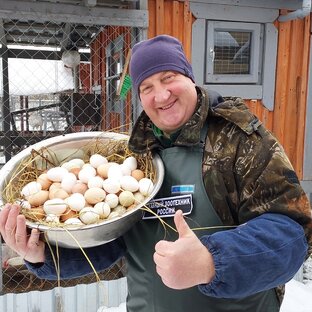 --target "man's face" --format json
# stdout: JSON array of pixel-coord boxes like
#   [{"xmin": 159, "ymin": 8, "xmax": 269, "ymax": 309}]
[{"xmin": 139, "ymin": 71, "xmax": 197, "ymax": 134}]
